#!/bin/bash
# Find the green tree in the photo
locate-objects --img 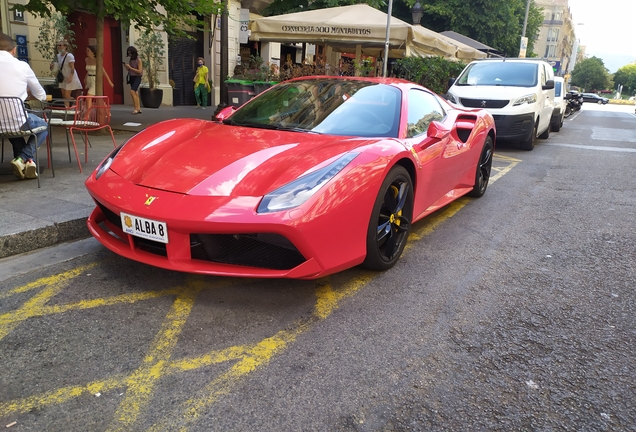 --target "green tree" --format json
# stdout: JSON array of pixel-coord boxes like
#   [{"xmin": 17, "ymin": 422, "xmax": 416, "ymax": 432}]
[
  {"xmin": 405, "ymin": 0, "xmax": 543, "ymax": 57},
  {"xmin": 612, "ymin": 64, "xmax": 636, "ymax": 97},
  {"xmin": 264, "ymin": 0, "xmax": 385, "ymax": 16},
  {"xmin": 570, "ymin": 57, "xmax": 612, "ymax": 92},
  {"xmin": 33, "ymin": 11, "xmax": 75, "ymax": 66},
  {"xmin": 16, "ymin": 0, "xmax": 224, "ymax": 96}
]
